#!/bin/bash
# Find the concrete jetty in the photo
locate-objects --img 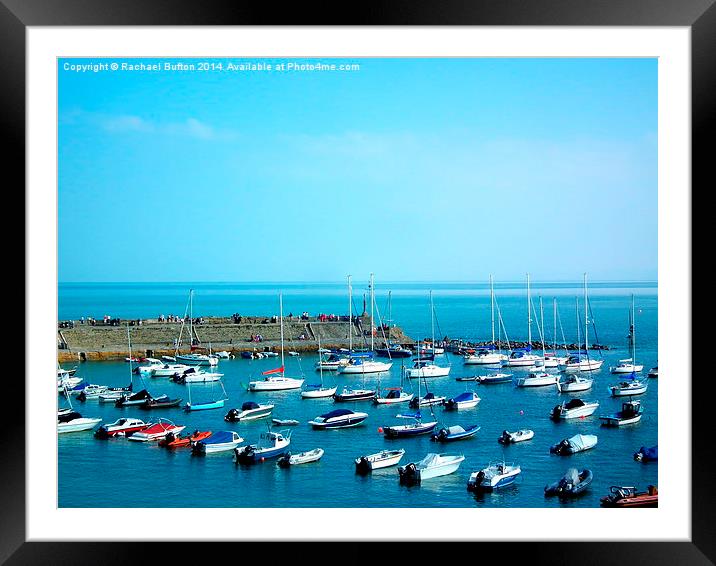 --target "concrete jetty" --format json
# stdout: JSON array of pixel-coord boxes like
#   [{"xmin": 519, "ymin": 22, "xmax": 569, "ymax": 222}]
[{"xmin": 57, "ymin": 315, "xmax": 415, "ymax": 362}]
